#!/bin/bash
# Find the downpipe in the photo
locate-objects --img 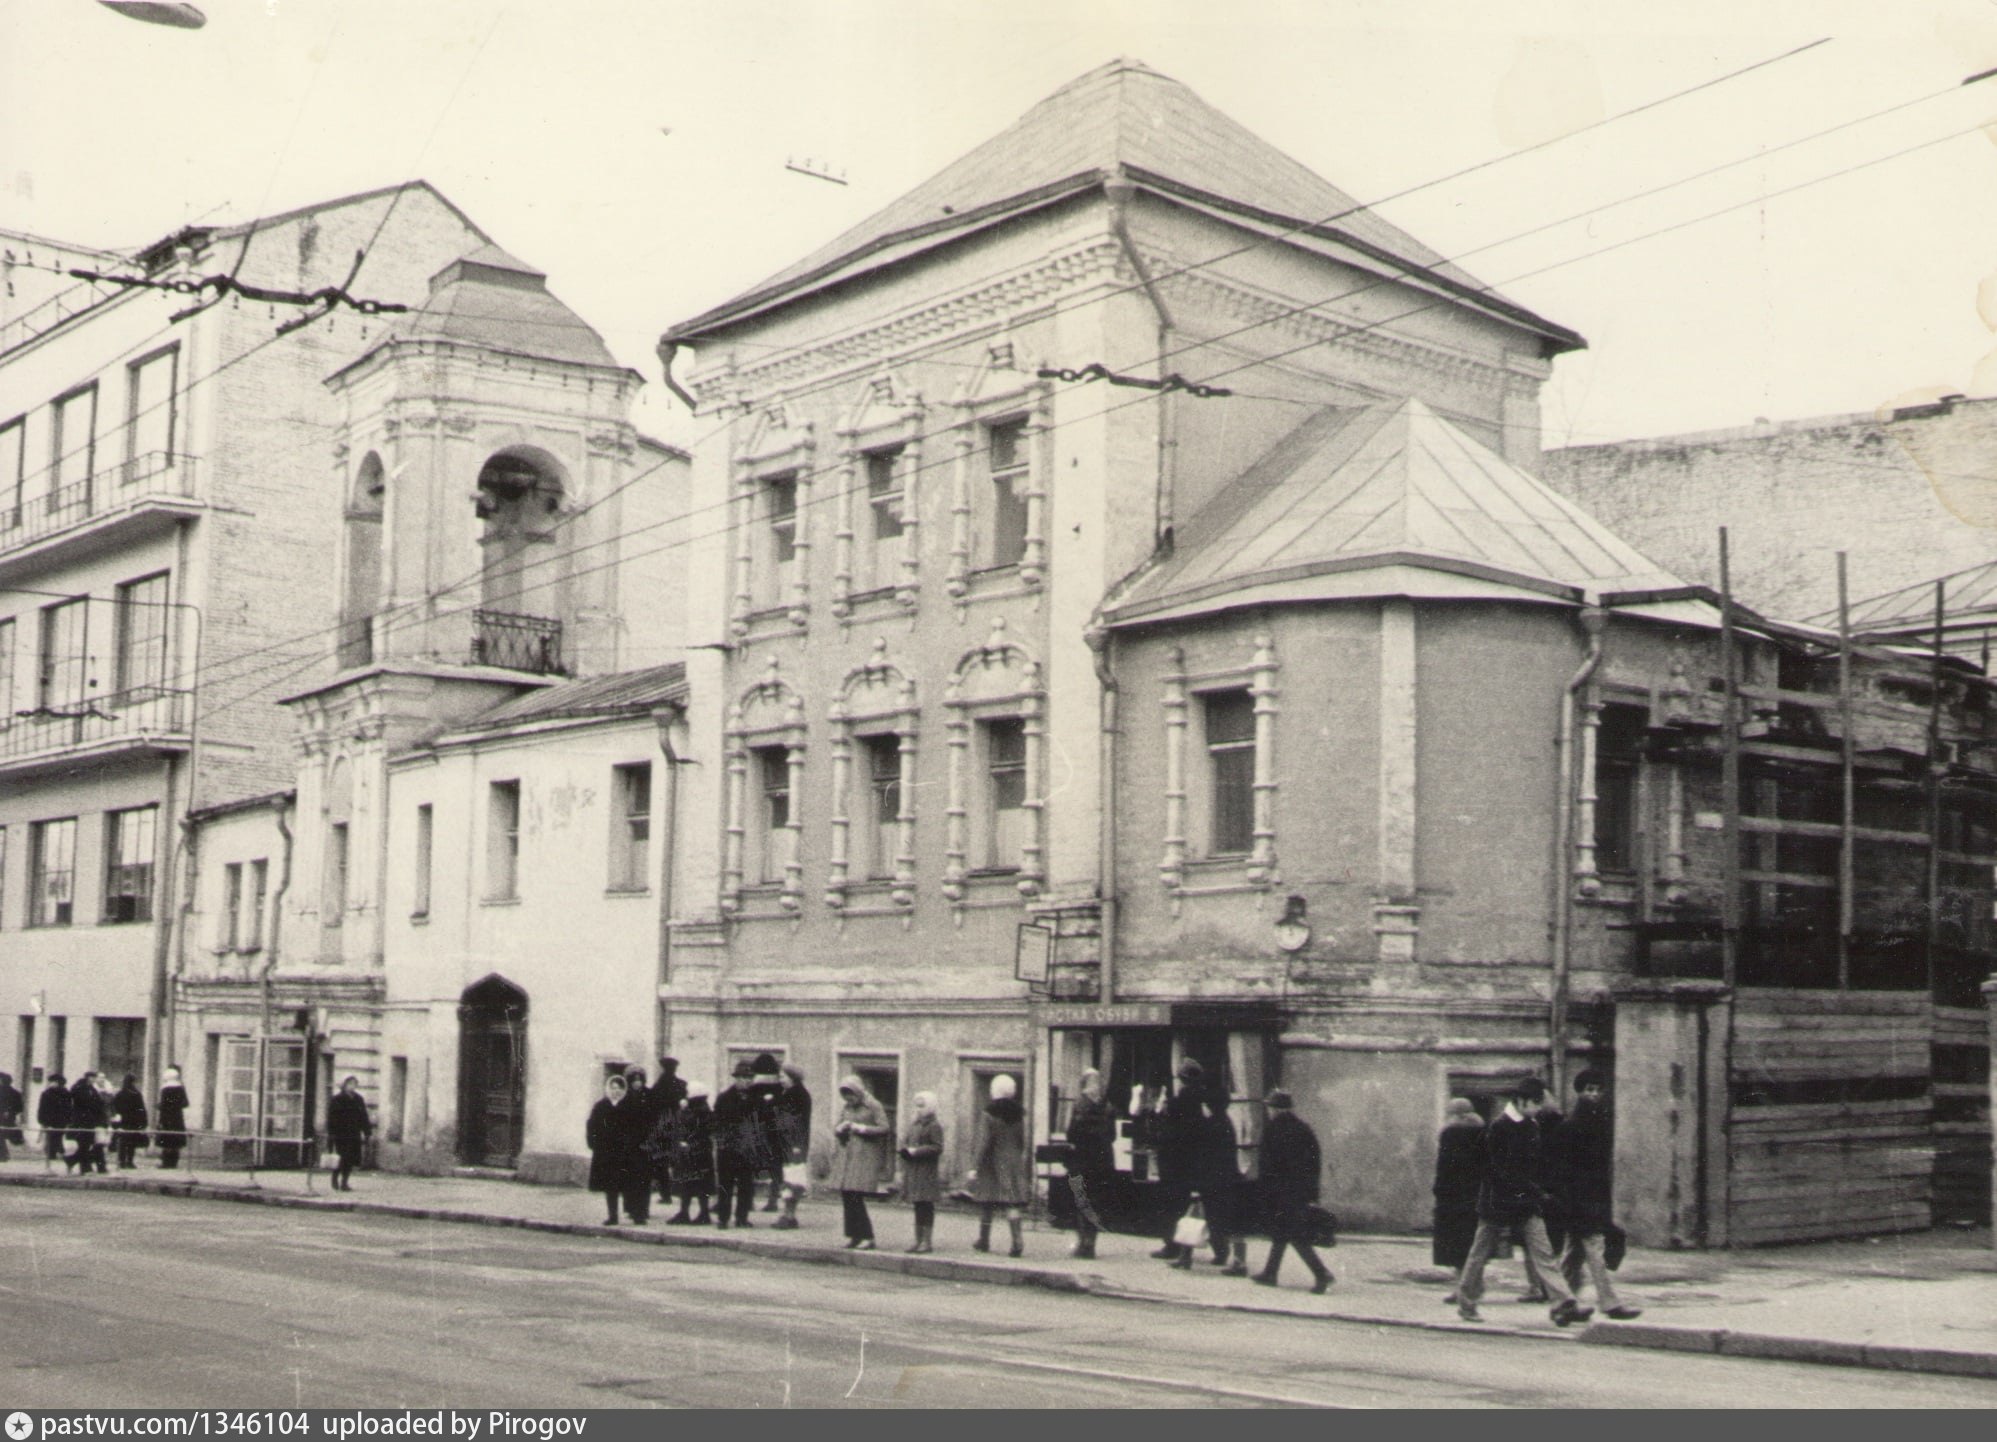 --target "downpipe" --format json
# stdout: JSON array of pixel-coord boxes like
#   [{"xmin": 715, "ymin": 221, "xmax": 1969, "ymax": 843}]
[
  {"xmin": 1086, "ymin": 626, "xmax": 1118, "ymax": 1004},
  {"xmin": 1549, "ymin": 605, "xmax": 1607, "ymax": 1097}
]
